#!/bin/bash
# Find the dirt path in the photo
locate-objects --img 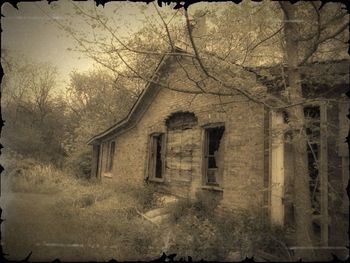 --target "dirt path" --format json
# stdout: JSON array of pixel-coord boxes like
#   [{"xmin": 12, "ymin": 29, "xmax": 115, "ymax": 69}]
[{"xmin": 0, "ymin": 191, "xmax": 120, "ymax": 261}]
